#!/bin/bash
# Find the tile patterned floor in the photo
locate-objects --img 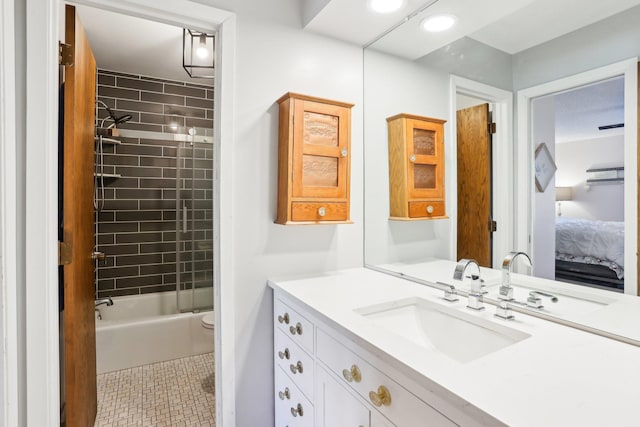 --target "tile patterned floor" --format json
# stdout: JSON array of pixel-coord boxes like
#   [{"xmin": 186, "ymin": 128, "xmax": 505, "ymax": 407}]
[{"xmin": 94, "ymin": 353, "xmax": 215, "ymax": 427}]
